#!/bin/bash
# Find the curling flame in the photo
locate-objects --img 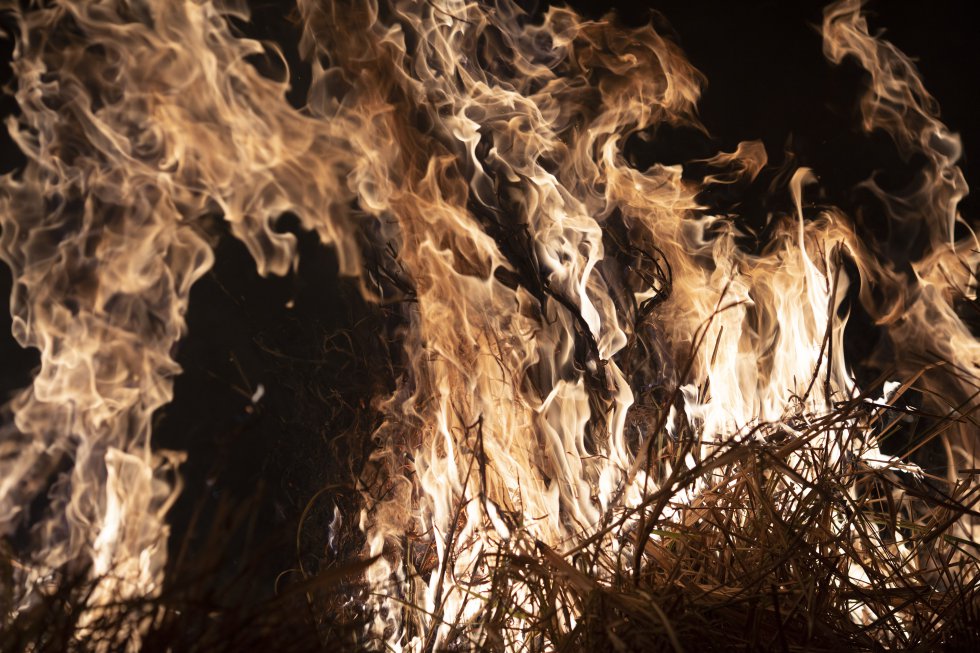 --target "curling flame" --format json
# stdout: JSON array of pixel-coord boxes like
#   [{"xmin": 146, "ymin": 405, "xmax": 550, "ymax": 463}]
[{"xmin": 0, "ymin": 0, "xmax": 976, "ymax": 650}]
